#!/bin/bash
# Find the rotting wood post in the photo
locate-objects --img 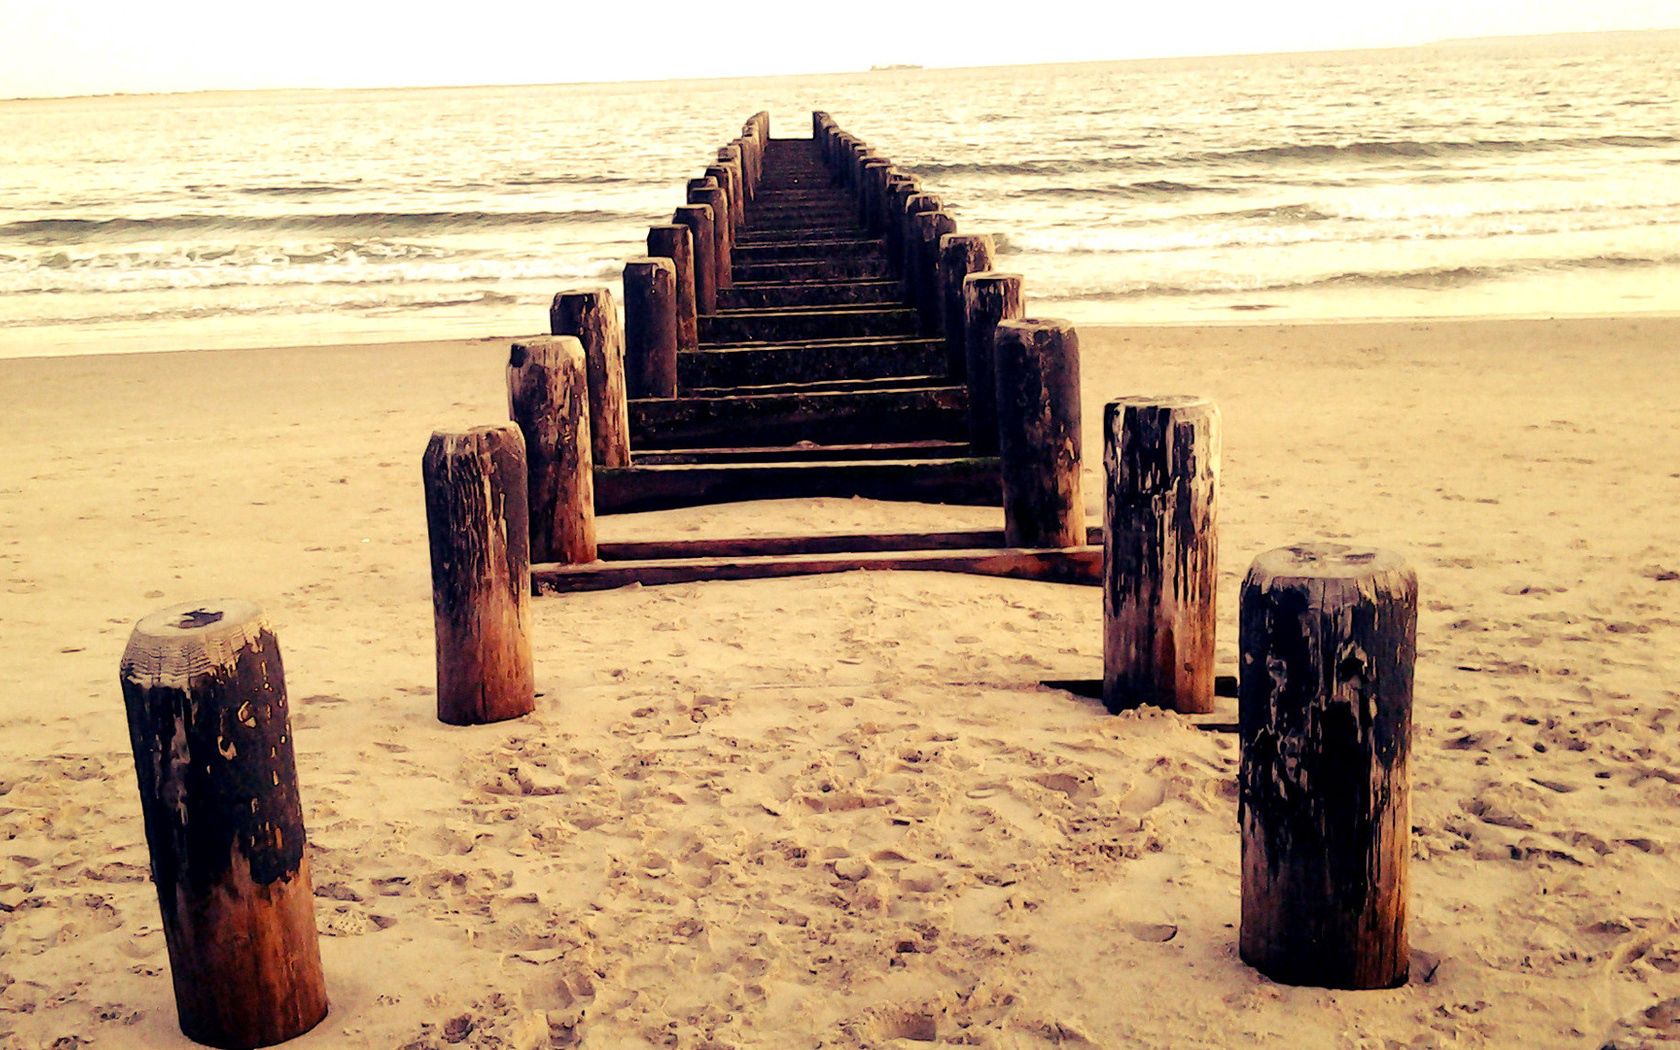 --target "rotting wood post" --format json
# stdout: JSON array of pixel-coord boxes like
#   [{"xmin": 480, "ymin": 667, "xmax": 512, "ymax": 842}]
[
  {"xmin": 673, "ymin": 204, "xmax": 718, "ymax": 315},
  {"xmin": 706, "ymin": 163, "xmax": 744, "ymax": 233},
  {"xmin": 647, "ymin": 224, "xmax": 699, "ymax": 355},
  {"xmin": 962, "ymin": 271, "xmax": 1024, "ymax": 455},
  {"xmin": 899, "ymin": 193, "xmax": 943, "ymax": 297},
  {"xmin": 508, "ymin": 337, "xmax": 596, "ymax": 565},
  {"xmin": 993, "ymin": 318, "xmax": 1085, "ymax": 548},
  {"xmin": 687, "ymin": 181, "xmax": 733, "ymax": 291},
  {"xmin": 119, "ymin": 599, "xmax": 329, "ymax": 1050},
  {"xmin": 938, "ymin": 235, "xmax": 996, "ymax": 378},
  {"xmin": 622, "ymin": 257, "xmax": 679, "ymax": 399},
  {"xmin": 717, "ymin": 145, "xmax": 746, "ymax": 215},
  {"xmin": 911, "ymin": 211, "xmax": 958, "ymax": 335},
  {"xmin": 1239, "ymin": 543, "xmax": 1417, "ymax": 989},
  {"xmin": 883, "ymin": 177, "xmax": 922, "ymax": 272},
  {"xmin": 422, "ymin": 424, "xmax": 536, "ymax": 726},
  {"xmin": 549, "ymin": 289, "xmax": 631, "ymax": 467},
  {"xmin": 859, "ymin": 159, "xmax": 892, "ymax": 232},
  {"xmin": 1102, "ymin": 396, "xmax": 1220, "ymax": 714}
]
